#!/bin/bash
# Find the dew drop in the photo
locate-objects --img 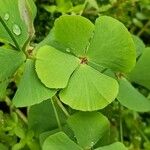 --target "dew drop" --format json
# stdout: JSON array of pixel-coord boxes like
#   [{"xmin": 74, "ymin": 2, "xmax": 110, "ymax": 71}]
[
  {"xmin": 66, "ymin": 48, "xmax": 71, "ymax": 53},
  {"xmin": 12, "ymin": 24, "xmax": 21, "ymax": 36},
  {"xmin": 4, "ymin": 13, "xmax": 10, "ymax": 21},
  {"xmin": 90, "ymin": 141, "xmax": 94, "ymax": 146}
]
